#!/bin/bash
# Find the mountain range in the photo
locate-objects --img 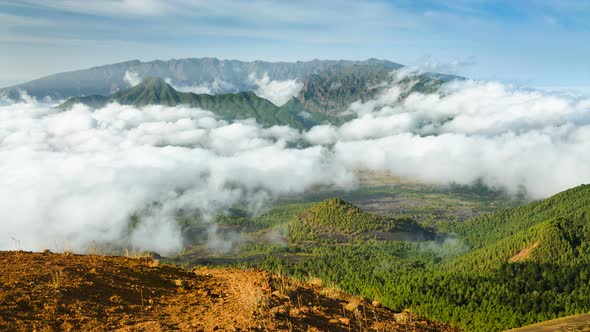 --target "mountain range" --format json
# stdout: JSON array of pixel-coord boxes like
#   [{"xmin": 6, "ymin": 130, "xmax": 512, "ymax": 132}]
[
  {"xmin": 4, "ymin": 58, "xmax": 458, "ymax": 128},
  {"xmin": 58, "ymin": 77, "xmax": 321, "ymax": 129},
  {"xmin": 1, "ymin": 58, "xmax": 404, "ymax": 99}
]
